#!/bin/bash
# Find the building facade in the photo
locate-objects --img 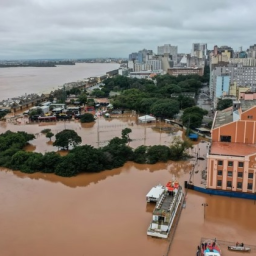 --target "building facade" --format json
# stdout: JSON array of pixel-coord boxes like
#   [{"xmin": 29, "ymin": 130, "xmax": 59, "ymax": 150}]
[
  {"xmin": 207, "ymin": 101, "xmax": 256, "ymax": 194},
  {"xmin": 157, "ymin": 44, "xmax": 178, "ymax": 64},
  {"xmin": 167, "ymin": 67, "xmax": 204, "ymax": 76}
]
